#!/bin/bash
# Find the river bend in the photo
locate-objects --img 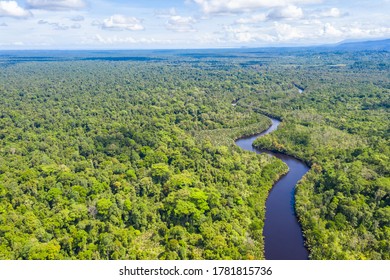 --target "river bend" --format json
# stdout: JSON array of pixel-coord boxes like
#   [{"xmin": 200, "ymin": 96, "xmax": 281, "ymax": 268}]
[{"xmin": 235, "ymin": 118, "xmax": 309, "ymax": 260}]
